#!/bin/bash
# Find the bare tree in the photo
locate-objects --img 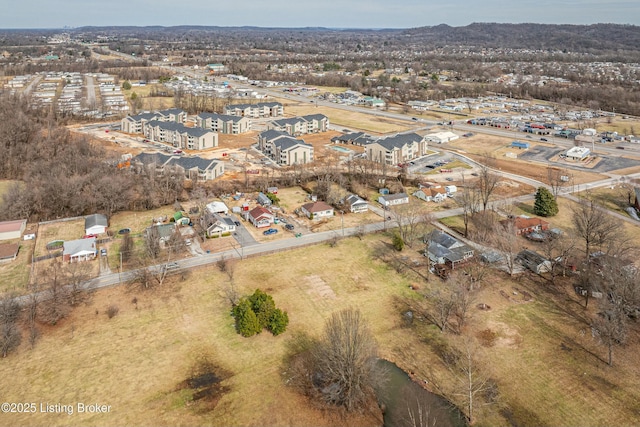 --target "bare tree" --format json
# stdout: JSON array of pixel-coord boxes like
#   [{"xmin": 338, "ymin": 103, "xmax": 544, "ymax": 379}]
[
  {"xmin": 40, "ymin": 260, "xmax": 71, "ymax": 325},
  {"xmin": 571, "ymin": 198, "xmax": 621, "ymax": 261},
  {"xmin": 540, "ymin": 233, "xmax": 577, "ymax": 284},
  {"xmin": 592, "ymin": 301, "xmax": 628, "ymax": 367},
  {"xmin": 454, "ymin": 340, "xmax": 489, "ymax": 425},
  {"xmin": 455, "ymin": 175, "xmax": 481, "ymax": 238},
  {"xmin": 547, "ymin": 166, "xmax": 571, "ymax": 199},
  {"xmin": 119, "ymin": 232, "xmax": 134, "ymax": 264},
  {"xmin": 389, "ymin": 204, "xmax": 433, "ymax": 248},
  {"xmin": 475, "ymin": 158, "xmax": 501, "ymax": 211},
  {"xmin": 311, "ymin": 308, "xmax": 381, "ymax": 411},
  {"xmin": 0, "ymin": 322, "xmax": 21, "ymax": 357},
  {"xmin": 66, "ymin": 261, "xmax": 92, "ymax": 306},
  {"xmin": 144, "ymin": 226, "xmax": 162, "ymax": 260},
  {"xmin": 425, "ymin": 290, "xmax": 457, "ymax": 334},
  {"xmin": 492, "ymin": 219, "xmax": 521, "ymax": 276}
]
